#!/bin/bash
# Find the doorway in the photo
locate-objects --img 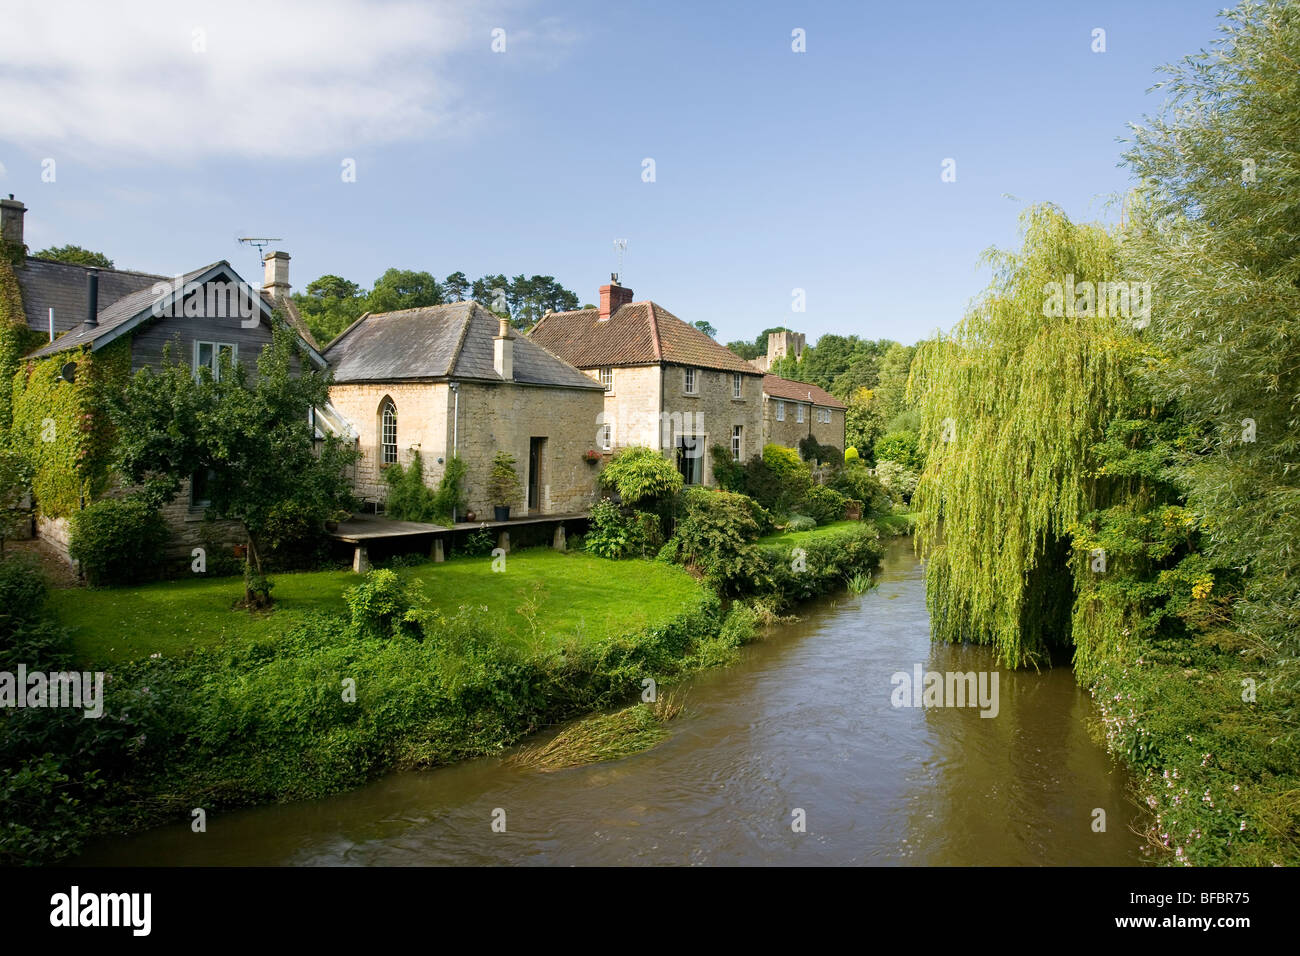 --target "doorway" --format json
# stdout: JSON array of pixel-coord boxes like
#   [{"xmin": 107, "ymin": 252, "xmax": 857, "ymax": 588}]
[{"xmin": 528, "ymin": 437, "xmax": 545, "ymax": 512}]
